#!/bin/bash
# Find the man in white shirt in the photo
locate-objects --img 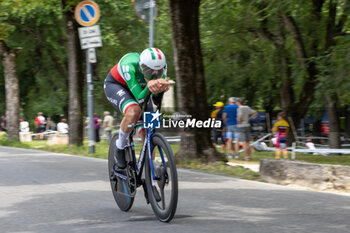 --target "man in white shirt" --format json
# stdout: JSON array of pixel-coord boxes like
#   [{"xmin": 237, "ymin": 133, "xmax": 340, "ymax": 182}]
[
  {"xmin": 57, "ymin": 118, "xmax": 69, "ymax": 134},
  {"xmin": 19, "ymin": 118, "xmax": 30, "ymax": 132}
]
